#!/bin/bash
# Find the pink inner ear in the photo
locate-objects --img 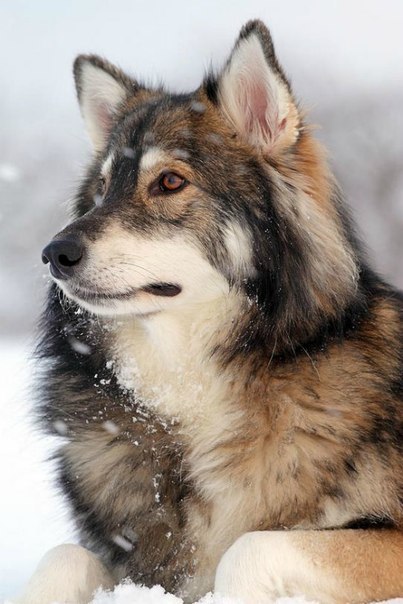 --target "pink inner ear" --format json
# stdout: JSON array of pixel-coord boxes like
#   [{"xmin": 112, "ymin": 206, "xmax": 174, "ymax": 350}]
[
  {"xmin": 239, "ymin": 74, "xmax": 279, "ymax": 144},
  {"xmin": 251, "ymin": 81, "xmax": 271, "ymax": 137}
]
